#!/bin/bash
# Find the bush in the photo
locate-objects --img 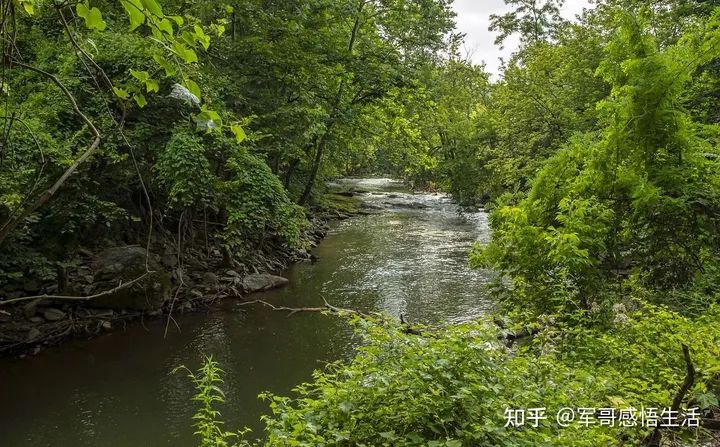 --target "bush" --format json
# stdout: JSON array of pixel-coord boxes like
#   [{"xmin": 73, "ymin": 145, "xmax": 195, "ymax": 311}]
[{"xmin": 220, "ymin": 152, "xmax": 307, "ymax": 253}]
